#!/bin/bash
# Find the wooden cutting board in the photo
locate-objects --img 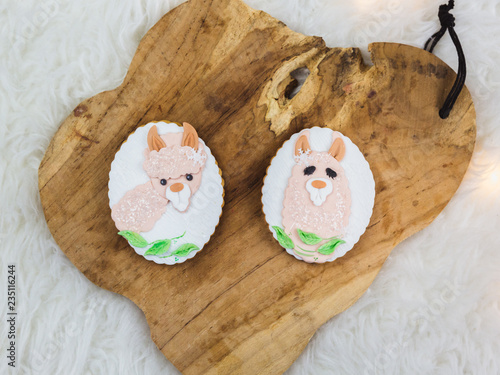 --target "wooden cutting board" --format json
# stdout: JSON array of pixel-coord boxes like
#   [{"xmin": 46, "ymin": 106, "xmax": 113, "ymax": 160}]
[{"xmin": 38, "ymin": 0, "xmax": 476, "ymax": 373}]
